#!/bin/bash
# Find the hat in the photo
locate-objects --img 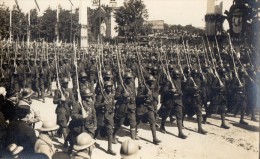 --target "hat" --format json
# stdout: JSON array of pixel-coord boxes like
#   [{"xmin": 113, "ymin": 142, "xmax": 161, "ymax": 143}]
[
  {"xmin": 74, "ymin": 133, "xmax": 95, "ymax": 151},
  {"xmin": 104, "ymin": 81, "xmax": 113, "ymax": 87},
  {"xmin": 81, "ymin": 88, "xmax": 93, "ymax": 97},
  {"xmin": 120, "ymin": 139, "xmax": 139, "ymax": 159},
  {"xmin": 7, "ymin": 143, "xmax": 24, "ymax": 156},
  {"xmin": 0, "ymin": 87, "xmax": 6, "ymax": 96},
  {"xmin": 20, "ymin": 88, "xmax": 33, "ymax": 98},
  {"xmin": 40, "ymin": 120, "xmax": 59, "ymax": 132}
]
